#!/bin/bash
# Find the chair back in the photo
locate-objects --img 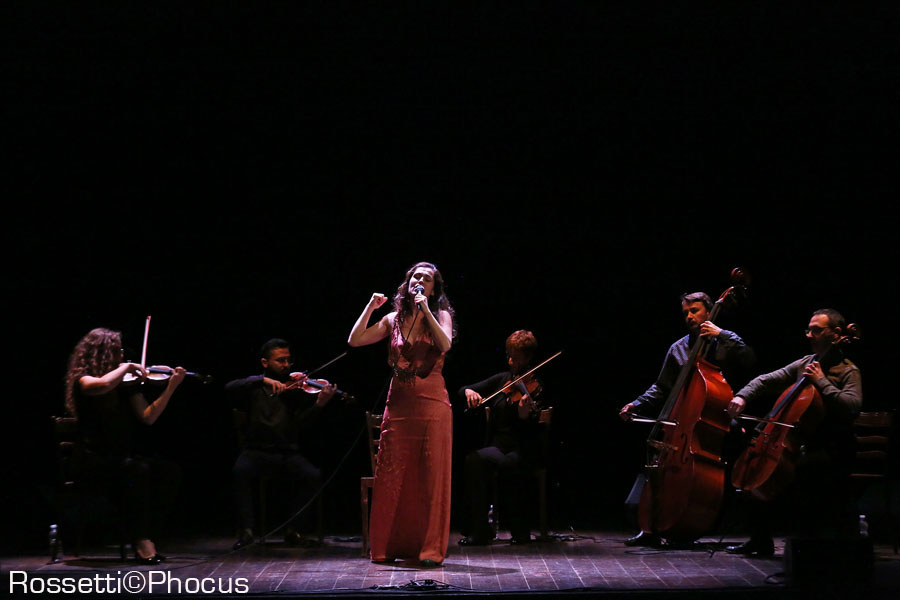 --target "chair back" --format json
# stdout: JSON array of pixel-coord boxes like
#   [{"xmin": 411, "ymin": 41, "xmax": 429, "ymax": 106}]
[
  {"xmin": 539, "ymin": 406, "xmax": 553, "ymax": 426},
  {"xmin": 851, "ymin": 411, "xmax": 893, "ymax": 478},
  {"xmin": 51, "ymin": 416, "xmax": 80, "ymax": 489},
  {"xmin": 365, "ymin": 411, "xmax": 383, "ymax": 475}
]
